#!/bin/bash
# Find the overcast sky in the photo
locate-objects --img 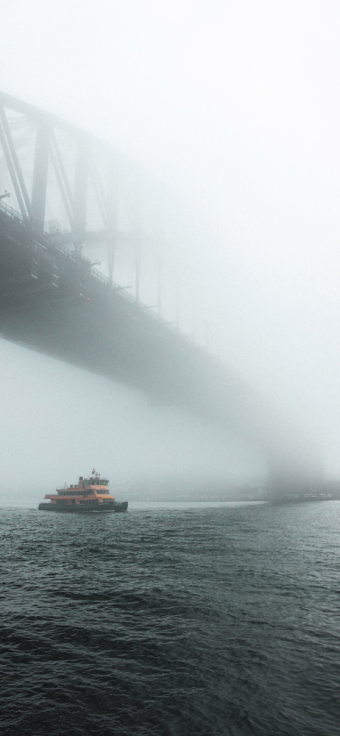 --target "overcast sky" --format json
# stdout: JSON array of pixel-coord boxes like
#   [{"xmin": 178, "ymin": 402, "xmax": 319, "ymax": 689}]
[{"xmin": 1, "ymin": 0, "xmax": 340, "ymax": 492}]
